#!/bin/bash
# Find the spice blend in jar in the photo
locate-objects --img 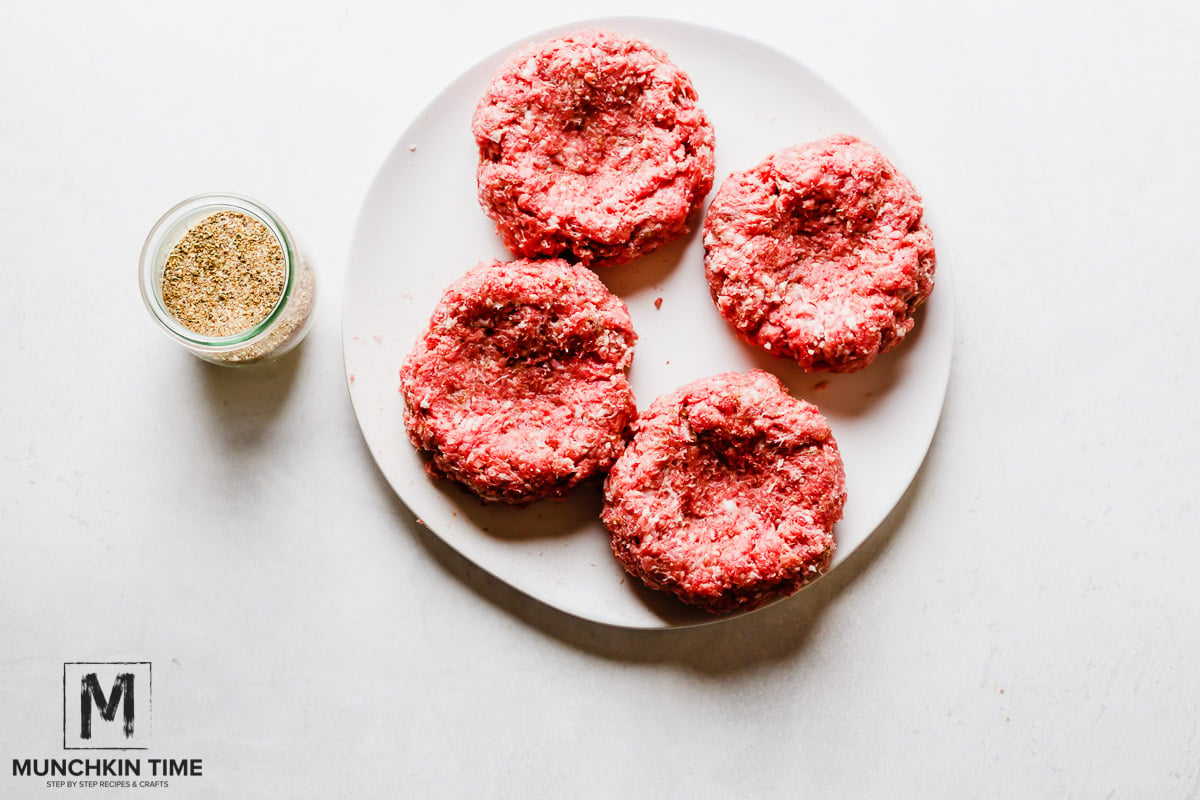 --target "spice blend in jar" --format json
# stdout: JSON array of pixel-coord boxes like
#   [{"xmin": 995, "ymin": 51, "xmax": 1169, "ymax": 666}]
[
  {"xmin": 140, "ymin": 194, "xmax": 317, "ymax": 365},
  {"xmin": 161, "ymin": 211, "xmax": 286, "ymax": 337}
]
